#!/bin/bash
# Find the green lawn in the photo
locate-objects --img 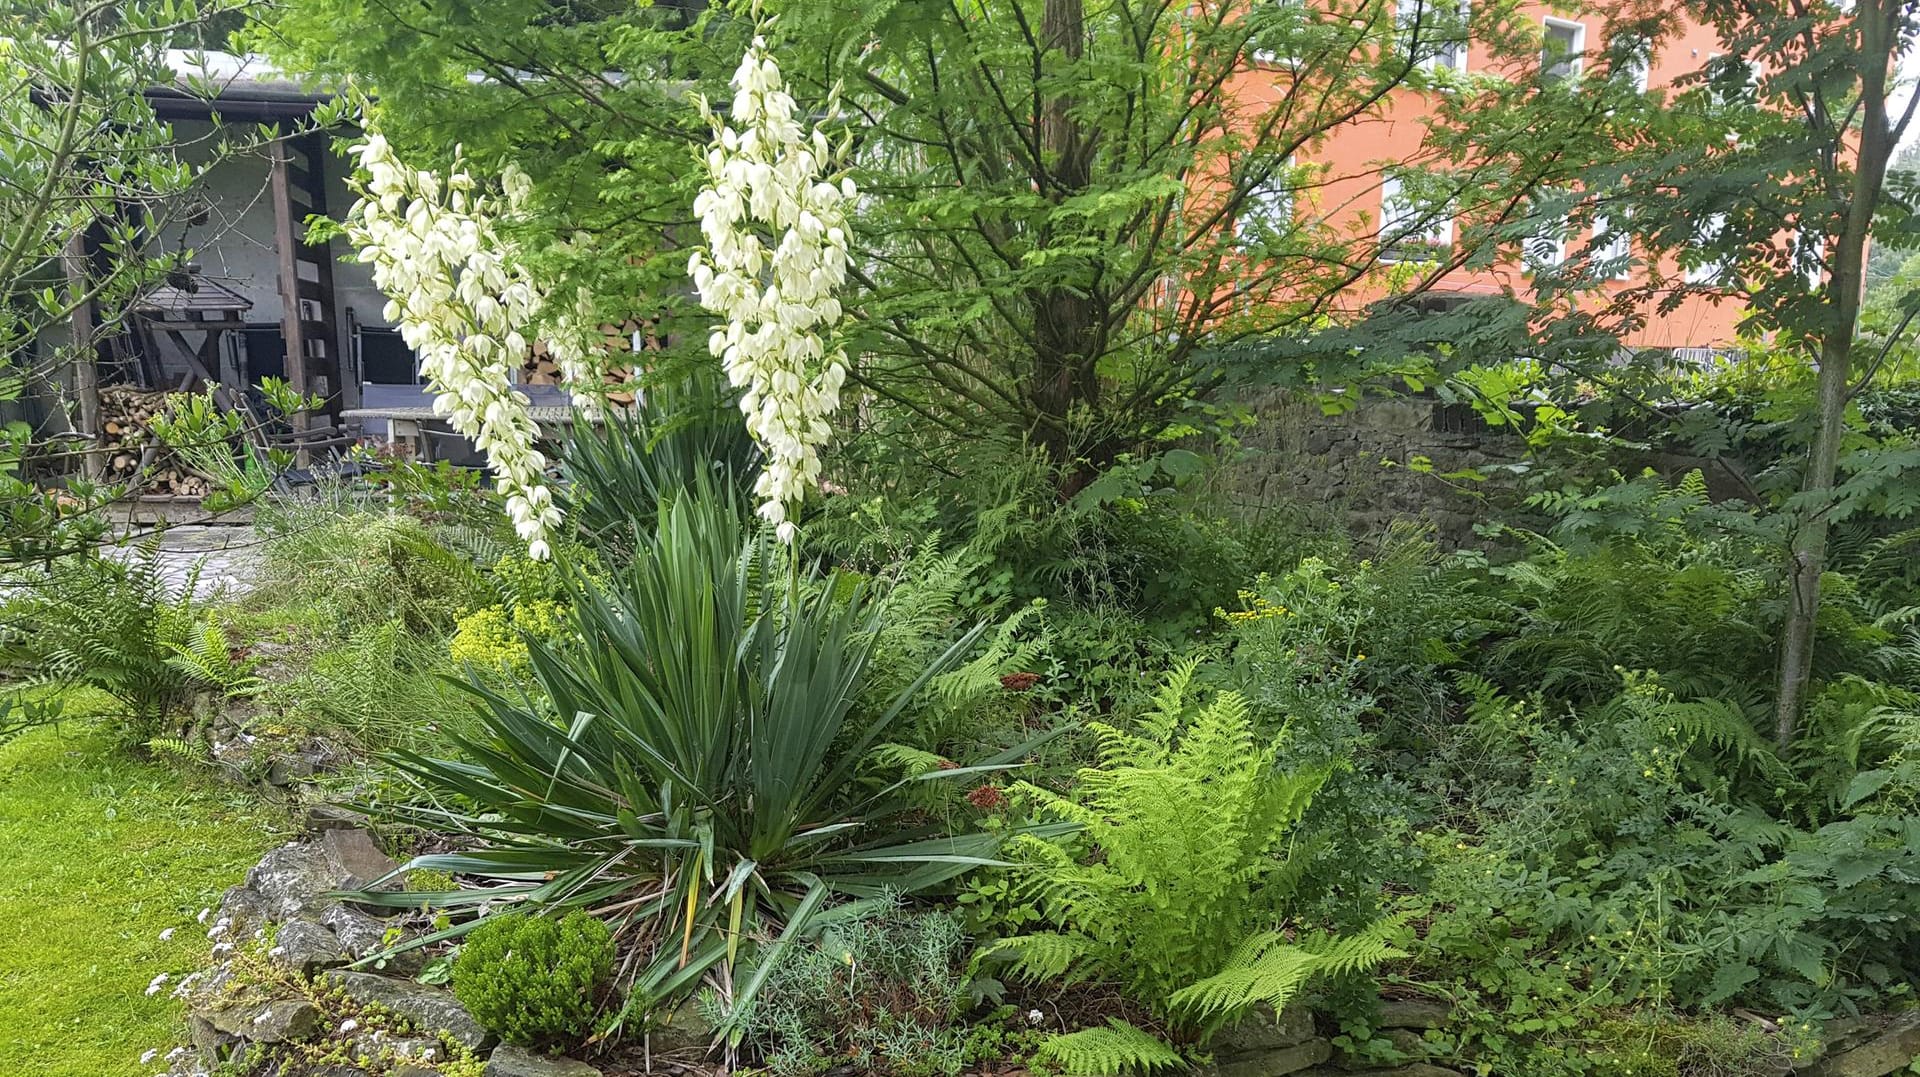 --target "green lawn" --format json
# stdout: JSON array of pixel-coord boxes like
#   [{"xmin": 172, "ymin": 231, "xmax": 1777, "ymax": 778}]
[{"xmin": 0, "ymin": 718, "xmax": 286, "ymax": 1077}]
